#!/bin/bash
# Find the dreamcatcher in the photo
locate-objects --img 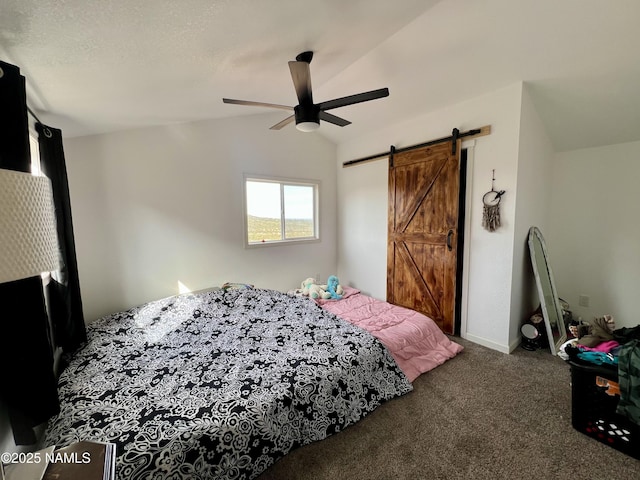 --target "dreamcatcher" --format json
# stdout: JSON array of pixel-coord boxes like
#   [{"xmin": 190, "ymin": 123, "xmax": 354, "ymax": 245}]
[{"xmin": 482, "ymin": 170, "xmax": 505, "ymax": 232}]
